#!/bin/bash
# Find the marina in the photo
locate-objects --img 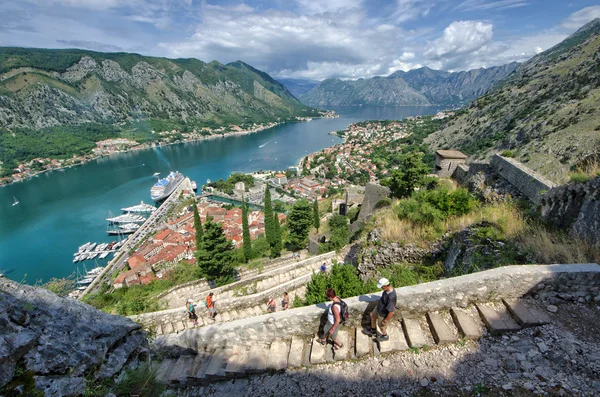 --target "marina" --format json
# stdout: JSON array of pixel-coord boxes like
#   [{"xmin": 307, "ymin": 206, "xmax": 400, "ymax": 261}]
[{"xmin": 120, "ymin": 201, "xmax": 156, "ymax": 213}]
